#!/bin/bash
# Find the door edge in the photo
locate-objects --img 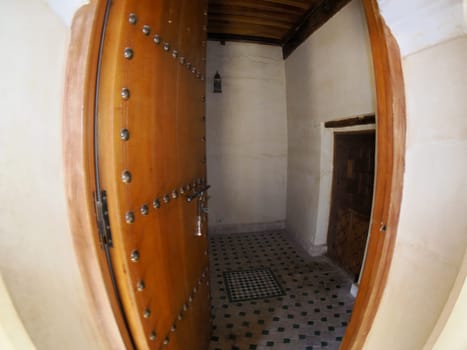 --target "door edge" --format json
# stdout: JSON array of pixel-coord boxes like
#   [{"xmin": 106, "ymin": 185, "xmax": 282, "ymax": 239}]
[
  {"xmin": 340, "ymin": 0, "xmax": 406, "ymax": 348},
  {"xmin": 62, "ymin": 1, "xmax": 134, "ymax": 349}
]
